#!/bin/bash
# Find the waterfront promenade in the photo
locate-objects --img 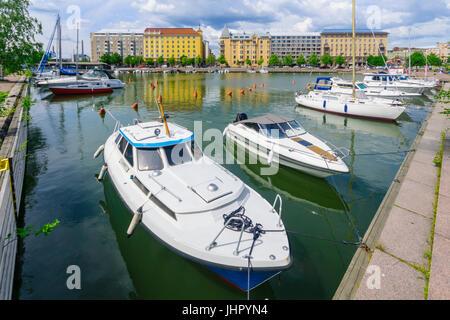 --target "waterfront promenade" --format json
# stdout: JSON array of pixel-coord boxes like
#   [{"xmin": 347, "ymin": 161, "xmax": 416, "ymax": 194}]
[{"xmin": 334, "ymin": 81, "xmax": 450, "ymax": 300}]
